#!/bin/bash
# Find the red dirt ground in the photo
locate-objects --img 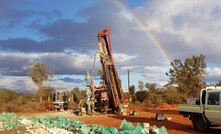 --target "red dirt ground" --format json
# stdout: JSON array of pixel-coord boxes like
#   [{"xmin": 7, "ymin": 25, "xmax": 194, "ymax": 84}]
[{"xmin": 1, "ymin": 104, "xmax": 221, "ymax": 134}]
